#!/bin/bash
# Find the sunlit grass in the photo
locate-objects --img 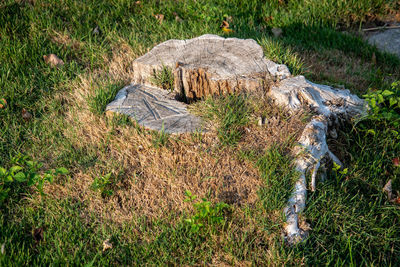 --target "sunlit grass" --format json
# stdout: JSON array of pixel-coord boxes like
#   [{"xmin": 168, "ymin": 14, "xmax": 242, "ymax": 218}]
[{"xmin": 1, "ymin": 0, "xmax": 400, "ymax": 265}]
